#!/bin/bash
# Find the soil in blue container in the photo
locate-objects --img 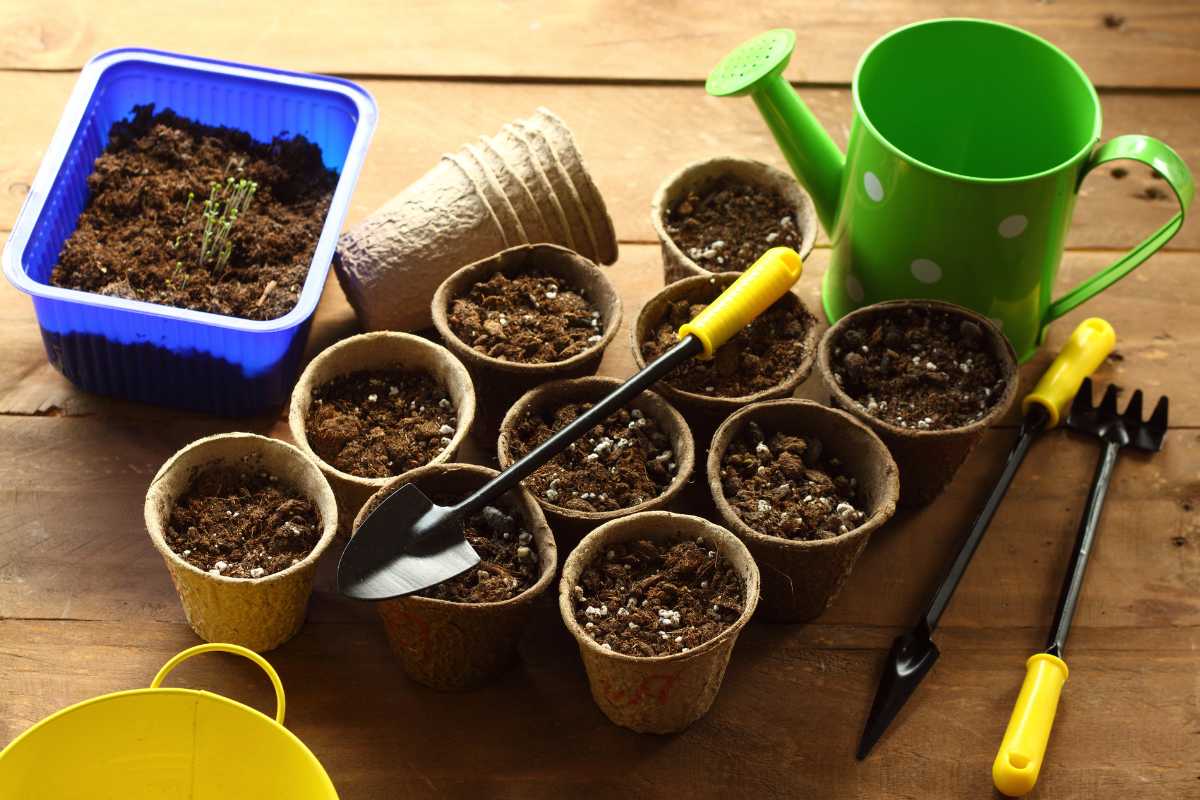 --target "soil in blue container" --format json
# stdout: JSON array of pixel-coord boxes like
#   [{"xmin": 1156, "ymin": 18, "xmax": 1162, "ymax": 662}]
[{"xmin": 50, "ymin": 104, "xmax": 338, "ymax": 321}]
